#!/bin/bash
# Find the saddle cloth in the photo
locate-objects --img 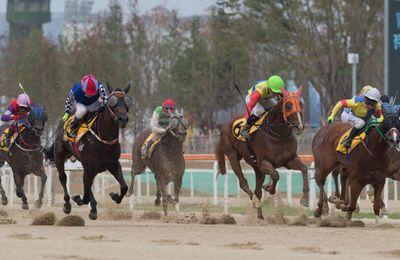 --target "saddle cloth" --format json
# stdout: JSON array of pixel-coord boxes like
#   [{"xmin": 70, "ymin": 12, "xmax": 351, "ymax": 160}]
[
  {"xmin": 336, "ymin": 129, "xmax": 367, "ymax": 154},
  {"xmin": 141, "ymin": 132, "xmax": 162, "ymax": 159},
  {"xmin": 232, "ymin": 112, "xmax": 268, "ymax": 142},
  {"xmin": 63, "ymin": 114, "xmax": 98, "ymax": 143},
  {"xmin": 0, "ymin": 126, "xmax": 26, "ymax": 152}
]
